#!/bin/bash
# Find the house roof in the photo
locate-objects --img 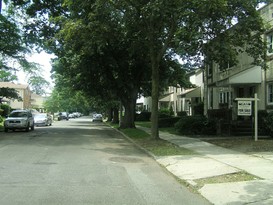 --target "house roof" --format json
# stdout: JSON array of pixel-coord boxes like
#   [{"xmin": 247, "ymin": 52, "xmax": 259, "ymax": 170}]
[
  {"xmin": 179, "ymin": 87, "xmax": 201, "ymax": 98},
  {"xmin": 159, "ymin": 94, "xmax": 171, "ymax": 102},
  {"xmin": 0, "ymin": 82, "xmax": 29, "ymax": 89},
  {"xmin": 216, "ymin": 66, "xmax": 262, "ymax": 87}
]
